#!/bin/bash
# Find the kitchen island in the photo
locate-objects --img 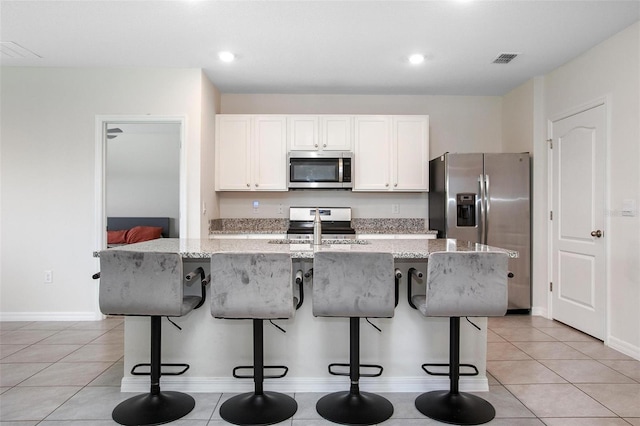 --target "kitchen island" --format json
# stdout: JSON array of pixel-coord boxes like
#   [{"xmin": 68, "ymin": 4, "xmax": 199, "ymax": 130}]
[{"xmin": 99, "ymin": 238, "xmax": 516, "ymax": 394}]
